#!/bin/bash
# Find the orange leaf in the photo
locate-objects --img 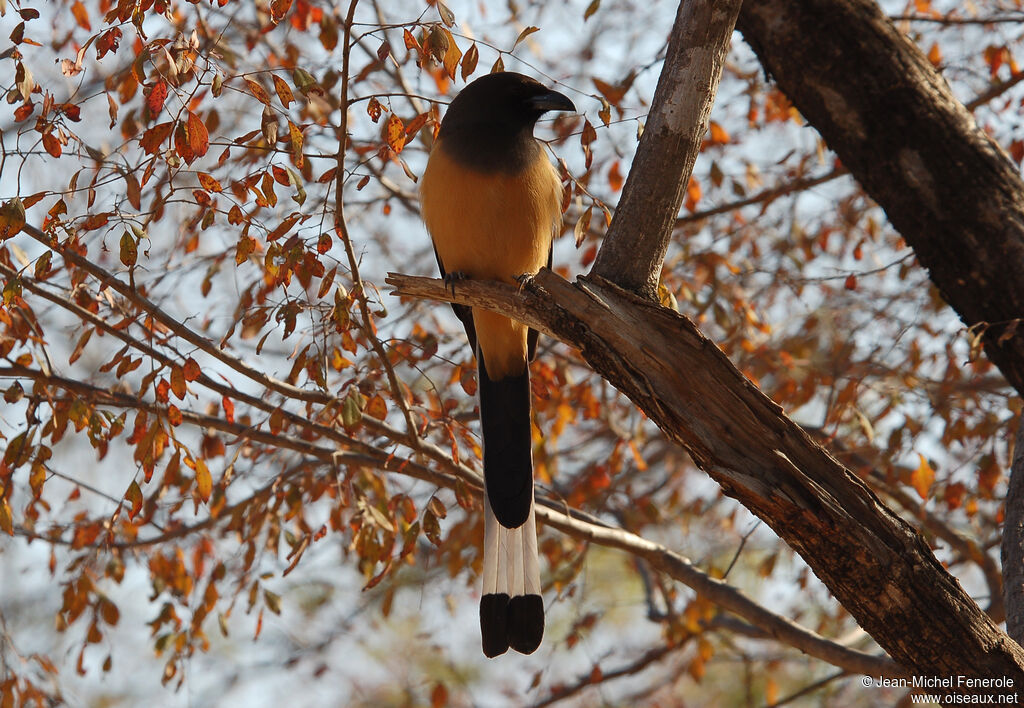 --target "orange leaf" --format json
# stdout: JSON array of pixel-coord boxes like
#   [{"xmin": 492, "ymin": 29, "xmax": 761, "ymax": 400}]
[
  {"xmin": 272, "ymin": 74, "xmax": 294, "ymax": 108},
  {"xmin": 167, "ymin": 404, "xmax": 182, "ymax": 427},
  {"xmin": 183, "ymin": 357, "xmax": 200, "ymax": 381},
  {"xmin": 198, "ymin": 172, "xmax": 222, "ymax": 192},
  {"xmin": 911, "ymin": 454, "xmax": 935, "ymax": 500},
  {"xmin": 71, "ymin": 0, "xmax": 91, "ymax": 30},
  {"xmin": 222, "ymin": 396, "xmax": 235, "ymax": 424},
  {"xmin": 0, "ymin": 498, "xmax": 13, "ymax": 536},
  {"xmin": 245, "ymin": 78, "xmax": 271, "ymax": 105},
  {"xmin": 685, "ymin": 176, "xmax": 701, "ymax": 210},
  {"xmin": 365, "ymin": 394, "xmax": 387, "ymax": 419},
  {"xmin": 708, "ymin": 121, "xmax": 730, "ymax": 145},
  {"xmin": 384, "ymin": 114, "xmax": 405, "ymax": 153},
  {"xmin": 187, "ymin": 111, "xmax": 209, "ymax": 159},
  {"xmin": 607, "ymin": 160, "xmax": 623, "ymax": 192}
]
